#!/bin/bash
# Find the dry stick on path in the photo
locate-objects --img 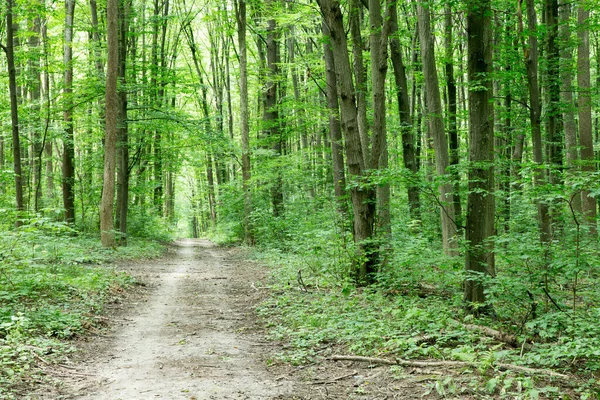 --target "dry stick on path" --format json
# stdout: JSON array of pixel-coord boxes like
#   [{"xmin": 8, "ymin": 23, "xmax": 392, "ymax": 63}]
[{"xmin": 330, "ymin": 355, "xmax": 570, "ymax": 380}]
